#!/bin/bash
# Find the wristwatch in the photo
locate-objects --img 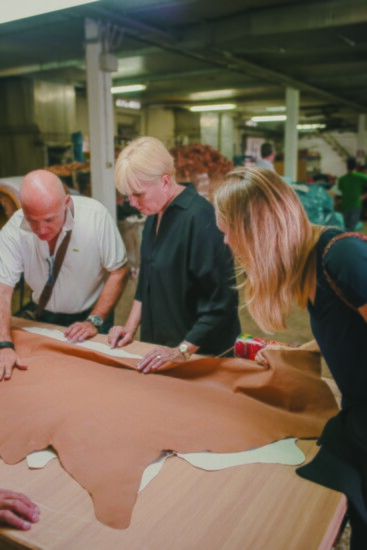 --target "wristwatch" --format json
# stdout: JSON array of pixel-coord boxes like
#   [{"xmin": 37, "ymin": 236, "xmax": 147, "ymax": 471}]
[
  {"xmin": 86, "ymin": 315, "xmax": 104, "ymax": 328},
  {"xmin": 0, "ymin": 341, "xmax": 15, "ymax": 350},
  {"xmin": 178, "ymin": 342, "xmax": 191, "ymax": 360}
]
